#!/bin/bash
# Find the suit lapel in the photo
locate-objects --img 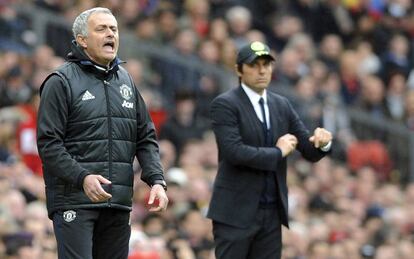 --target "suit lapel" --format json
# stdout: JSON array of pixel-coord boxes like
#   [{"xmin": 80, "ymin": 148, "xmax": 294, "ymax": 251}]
[
  {"xmin": 267, "ymin": 93, "xmax": 280, "ymax": 143},
  {"xmin": 236, "ymin": 87, "xmax": 265, "ymax": 145}
]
